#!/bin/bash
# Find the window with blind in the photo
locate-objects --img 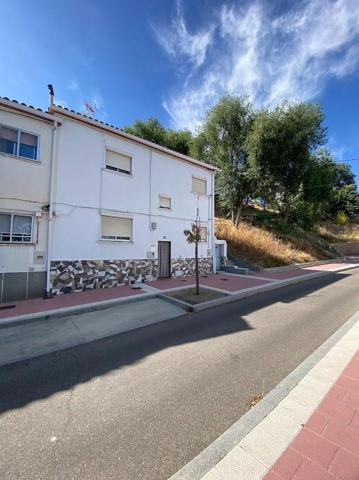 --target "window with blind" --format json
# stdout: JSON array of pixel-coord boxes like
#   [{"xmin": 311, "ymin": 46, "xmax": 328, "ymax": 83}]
[
  {"xmin": 191, "ymin": 224, "xmax": 208, "ymax": 242},
  {"xmin": 101, "ymin": 215, "xmax": 132, "ymax": 241},
  {"xmin": 0, "ymin": 213, "xmax": 33, "ymax": 243},
  {"xmin": 106, "ymin": 150, "xmax": 132, "ymax": 175},
  {"xmin": 0, "ymin": 125, "xmax": 39, "ymax": 160},
  {"xmin": 159, "ymin": 195, "xmax": 171, "ymax": 209},
  {"xmin": 192, "ymin": 176, "xmax": 207, "ymax": 195}
]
